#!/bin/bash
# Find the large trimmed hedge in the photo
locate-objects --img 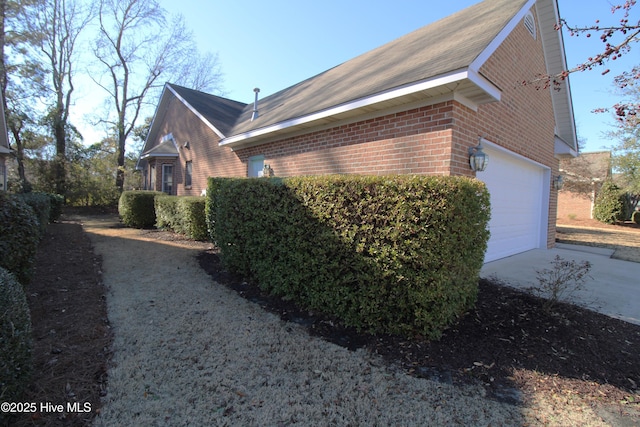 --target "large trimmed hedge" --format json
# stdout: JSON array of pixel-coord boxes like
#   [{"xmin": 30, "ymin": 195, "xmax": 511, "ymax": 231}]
[
  {"xmin": 207, "ymin": 175, "xmax": 490, "ymax": 339},
  {"xmin": 20, "ymin": 192, "xmax": 52, "ymax": 237},
  {"xmin": 0, "ymin": 267, "xmax": 32, "ymax": 405},
  {"xmin": 0, "ymin": 193, "xmax": 41, "ymax": 284},
  {"xmin": 118, "ymin": 191, "xmax": 164, "ymax": 228},
  {"xmin": 155, "ymin": 195, "xmax": 208, "ymax": 240}
]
